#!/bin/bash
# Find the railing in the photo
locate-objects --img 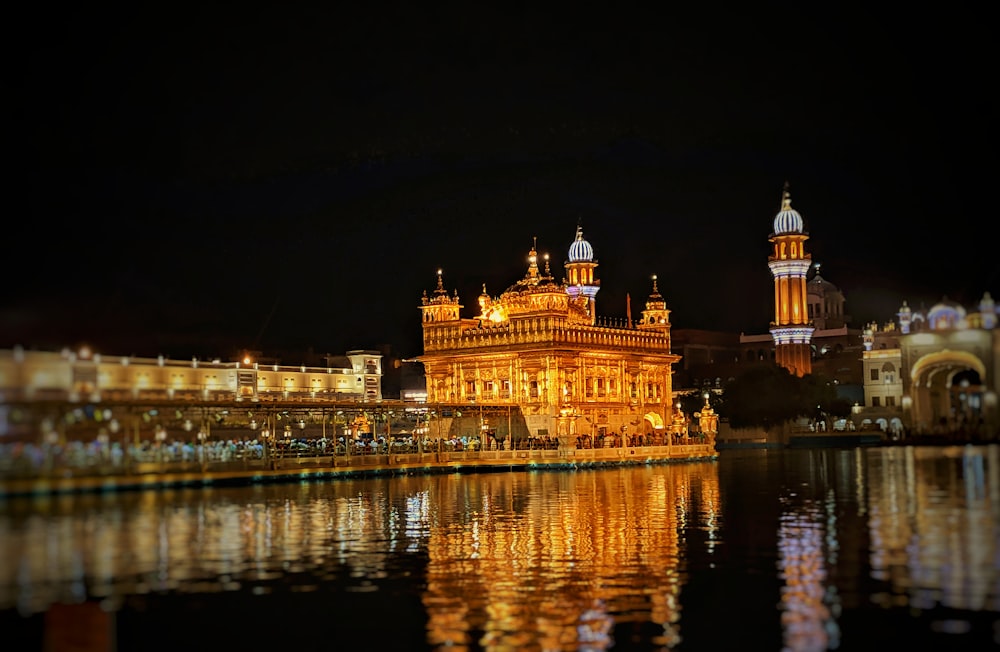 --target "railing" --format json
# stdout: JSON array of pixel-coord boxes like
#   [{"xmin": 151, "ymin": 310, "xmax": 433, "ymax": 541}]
[{"xmin": 0, "ymin": 439, "xmax": 717, "ymax": 482}]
